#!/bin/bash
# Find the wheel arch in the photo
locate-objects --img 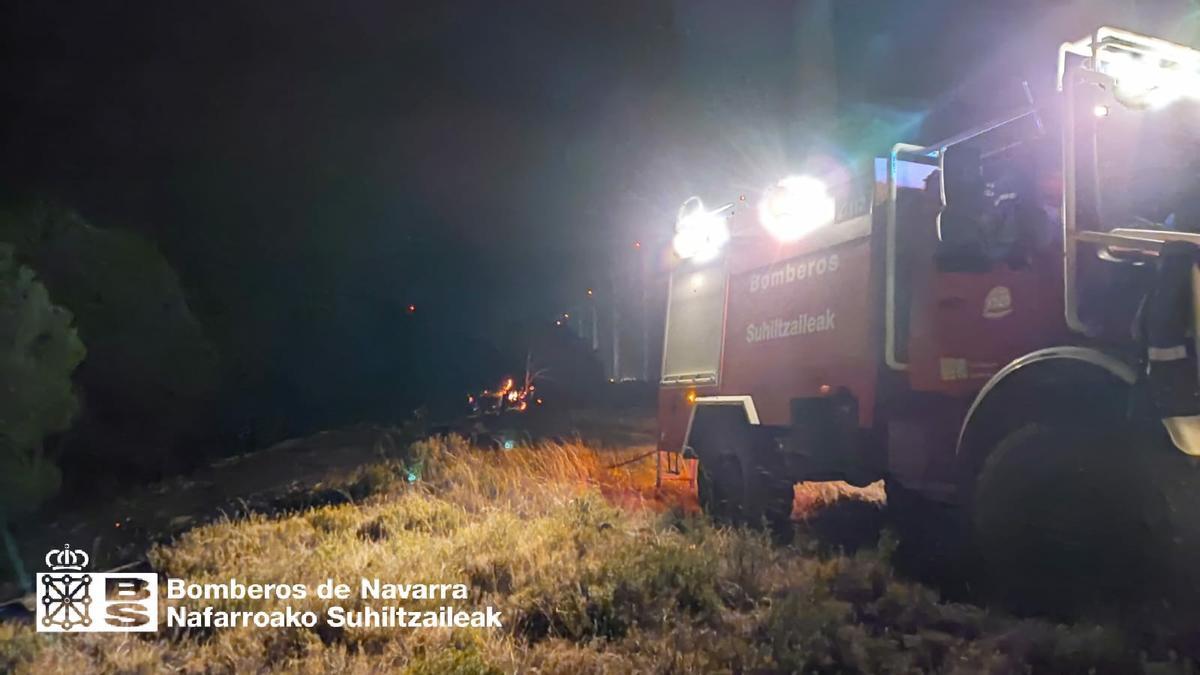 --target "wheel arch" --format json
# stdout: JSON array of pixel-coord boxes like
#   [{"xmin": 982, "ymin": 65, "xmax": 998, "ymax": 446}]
[
  {"xmin": 956, "ymin": 347, "xmax": 1136, "ymax": 480},
  {"xmin": 682, "ymin": 395, "xmax": 759, "ymax": 457}
]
